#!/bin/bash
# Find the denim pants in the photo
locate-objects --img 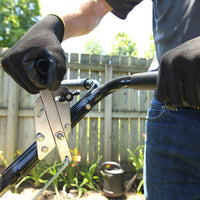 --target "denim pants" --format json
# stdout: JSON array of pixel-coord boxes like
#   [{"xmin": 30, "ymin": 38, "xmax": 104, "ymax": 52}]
[{"xmin": 144, "ymin": 97, "xmax": 200, "ymax": 200}]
